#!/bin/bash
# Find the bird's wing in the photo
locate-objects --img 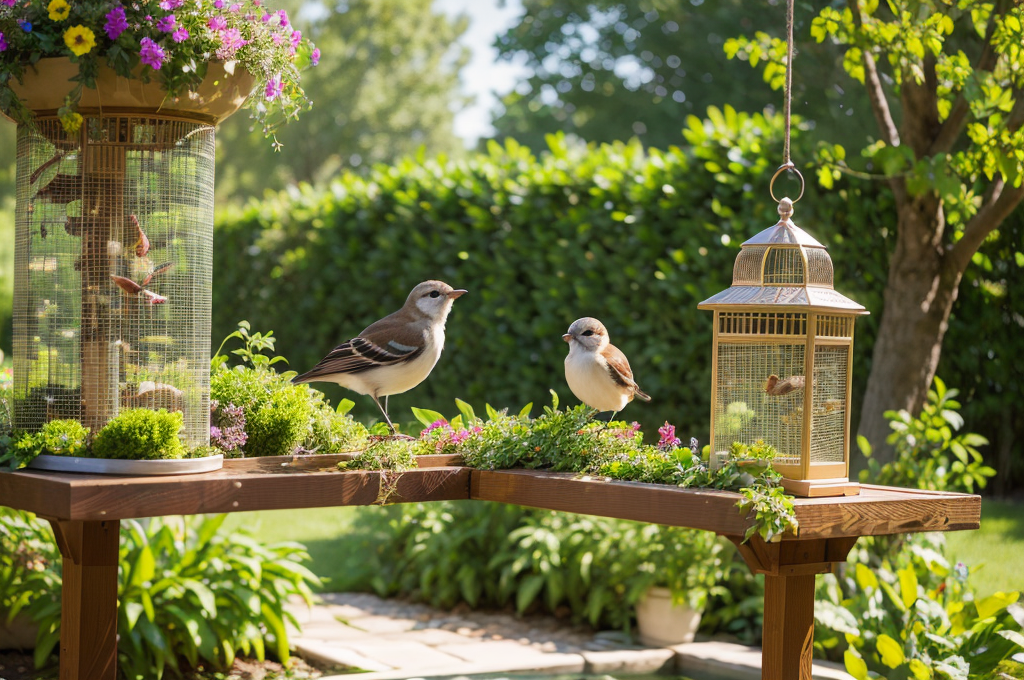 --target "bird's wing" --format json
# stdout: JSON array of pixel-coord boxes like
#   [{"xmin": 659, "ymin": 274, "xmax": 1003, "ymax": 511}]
[
  {"xmin": 603, "ymin": 344, "xmax": 651, "ymax": 401},
  {"xmin": 292, "ymin": 315, "xmax": 426, "ymax": 383}
]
